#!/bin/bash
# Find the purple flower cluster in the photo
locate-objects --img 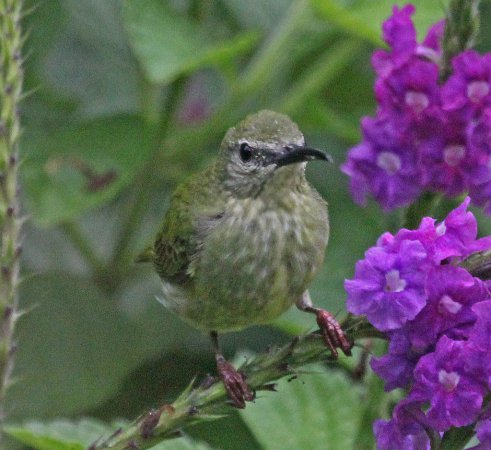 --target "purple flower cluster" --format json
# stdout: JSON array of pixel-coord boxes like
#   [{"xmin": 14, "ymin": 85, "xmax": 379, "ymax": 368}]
[
  {"xmin": 345, "ymin": 198, "xmax": 491, "ymax": 448},
  {"xmin": 342, "ymin": 4, "xmax": 491, "ymax": 213}
]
